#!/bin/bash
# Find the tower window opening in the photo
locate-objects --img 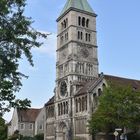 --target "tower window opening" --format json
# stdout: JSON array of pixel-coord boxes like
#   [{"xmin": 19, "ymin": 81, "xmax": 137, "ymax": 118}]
[
  {"xmin": 66, "ymin": 18, "xmax": 68, "ymax": 27},
  {"xmin": 77, "ymin": 31, "xmax": 83, "ymax": 40},
  {"xmin": 86, "ymin": 19, "xmax": 89, "ymax": 27},
  {"xmin": 85, "ymin": 33, "xmax": 91, "ymax": 42},
  {"xmin": 86, "ymin": 33, "xmax": 88, "ymax": 41},
  {"xmin": 88, "ymin": 34, "xmax": 91, "ymax": 42},
  {"xmin": 78, "ymin": 16, "xmax": 81, "ymax": 26},
  {"xmin": 78, "ymin": 31, "xmax": 80, "ymax": 39},
  {"xmin": 81, "ymin": 32, "xmax": 83, "ymax": 40},
  {"xmin": 64, "ymin": 20, "xmax": 66, "ymax": 28},
  {"xmin": 82, "ymin": 17, "xmax": 85, "ymax": 27},
  {"xmin": 60, "ymin": 36, "xmax": 64, "ymax": 44}
]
